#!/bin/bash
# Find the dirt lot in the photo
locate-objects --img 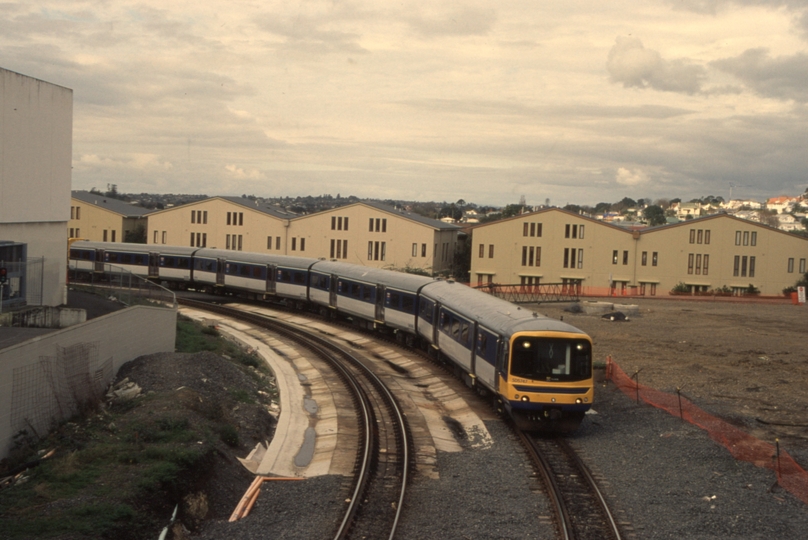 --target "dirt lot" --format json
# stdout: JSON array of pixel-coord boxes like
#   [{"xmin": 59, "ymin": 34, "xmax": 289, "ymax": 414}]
[{"xmin": 533, "ymin": 297, "xmax": 808, "ymax": 465}]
